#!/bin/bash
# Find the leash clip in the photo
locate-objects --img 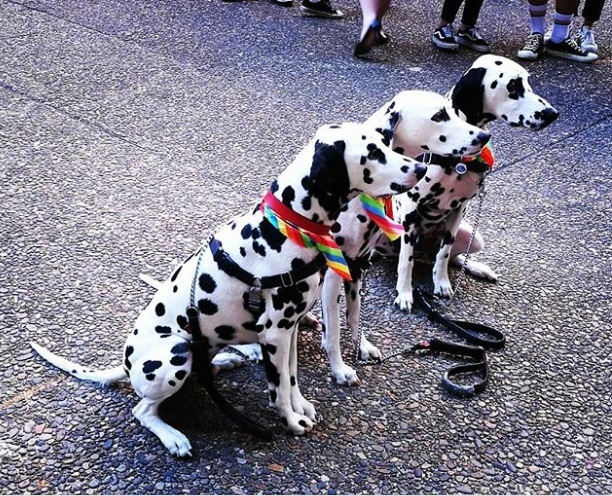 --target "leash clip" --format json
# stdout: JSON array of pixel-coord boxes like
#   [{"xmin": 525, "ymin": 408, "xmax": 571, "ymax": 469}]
[{"xmin": 246, "ymin": 282, "xmax": 265, "ymax": 316}]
